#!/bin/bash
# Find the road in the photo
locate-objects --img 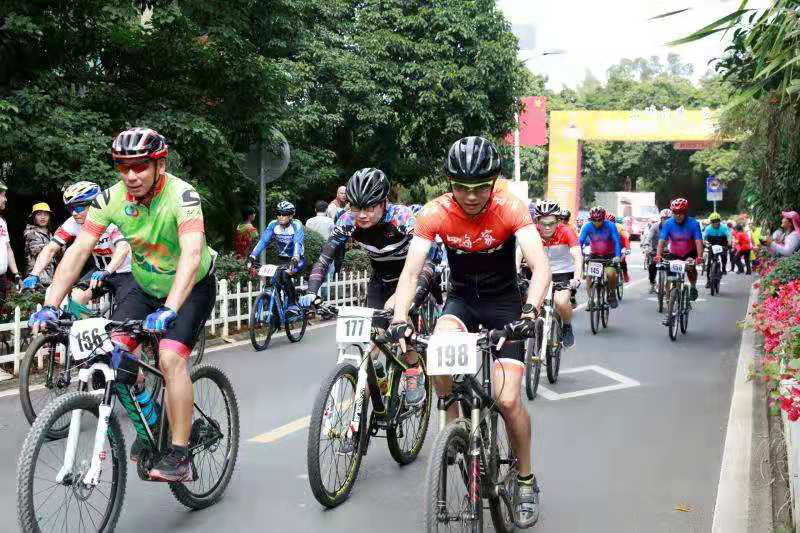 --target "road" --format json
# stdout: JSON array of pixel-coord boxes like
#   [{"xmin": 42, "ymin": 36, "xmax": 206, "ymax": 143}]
[{"xmin": 0, "ymin": 245, "xmax": 754, "ymax": 532}]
